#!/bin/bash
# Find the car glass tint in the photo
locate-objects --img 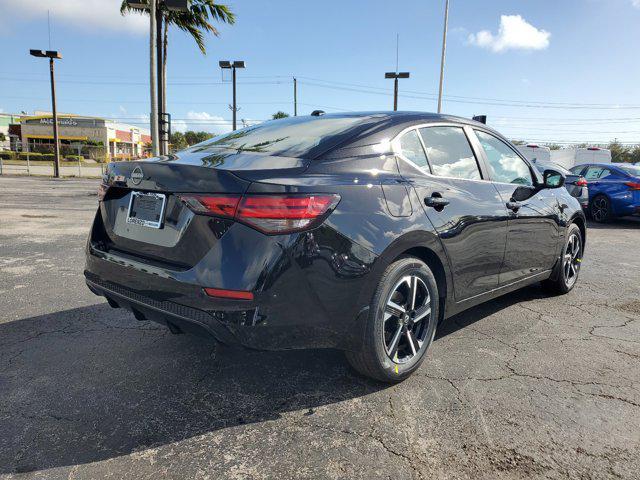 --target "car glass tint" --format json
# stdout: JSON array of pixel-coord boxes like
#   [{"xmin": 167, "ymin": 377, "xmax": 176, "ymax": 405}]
[
  {"xmin": 618, "ymin": 165, "xmax": 640, "ymax": 176},
  {"xmin": 189, "ymin": 115, "xmax": 373, "ymax": 158},
  {"xmin": 418, "ymin": 127, "xmax": 481, "ymax": 180},
  {"xmin": 398, "ymin": 129, "xmax": 429, "ymax": 168},
  {"xmin": 475, "ymin": 131, "xmax": 533, "ymax": 186},
  {"xmin": 585, "ymin": 167, "xmax": 607, "ymax": 179}
]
